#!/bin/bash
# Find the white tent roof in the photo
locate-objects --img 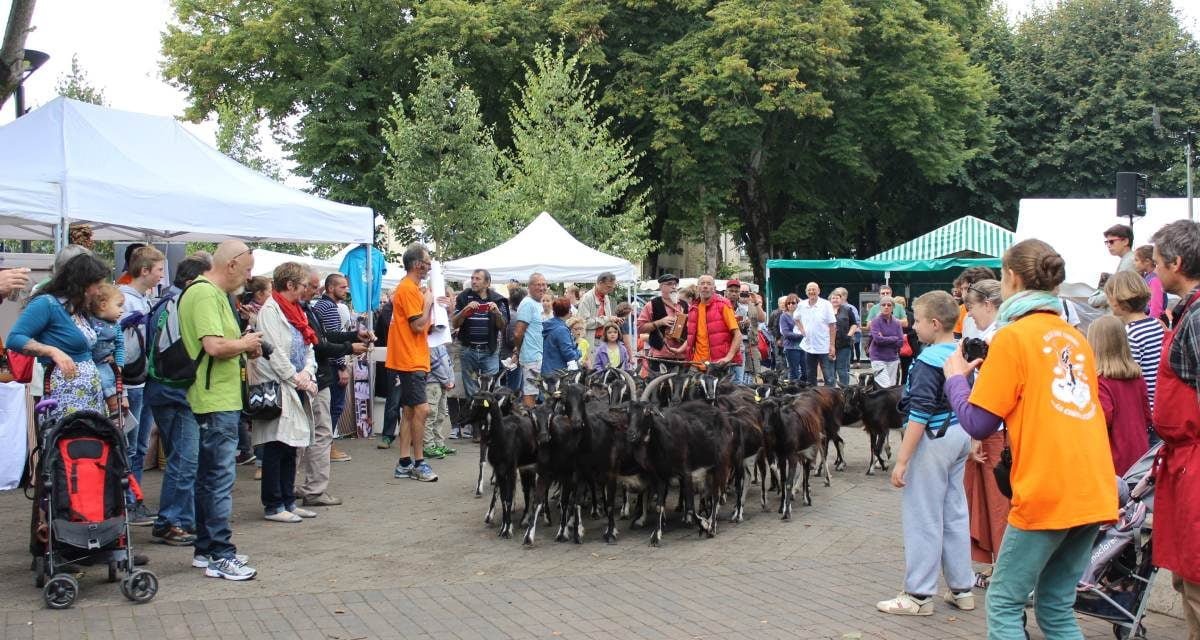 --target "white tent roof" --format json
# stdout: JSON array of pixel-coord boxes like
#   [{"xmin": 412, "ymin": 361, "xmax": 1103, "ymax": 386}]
[
  {"xmin": 0, "ymin": 97, "xmax": 372, "ymax": 244},
  {"xmin": 1016, "ymin": 198, "xmax": 1190, "ymax": 296},
  {"xmin": 250, "ymin": 249, "xmax": 341, "ymax": 278},
  {"xmin": 443, "ymin": 212, "xmax": 638, "ymax": 283}
]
